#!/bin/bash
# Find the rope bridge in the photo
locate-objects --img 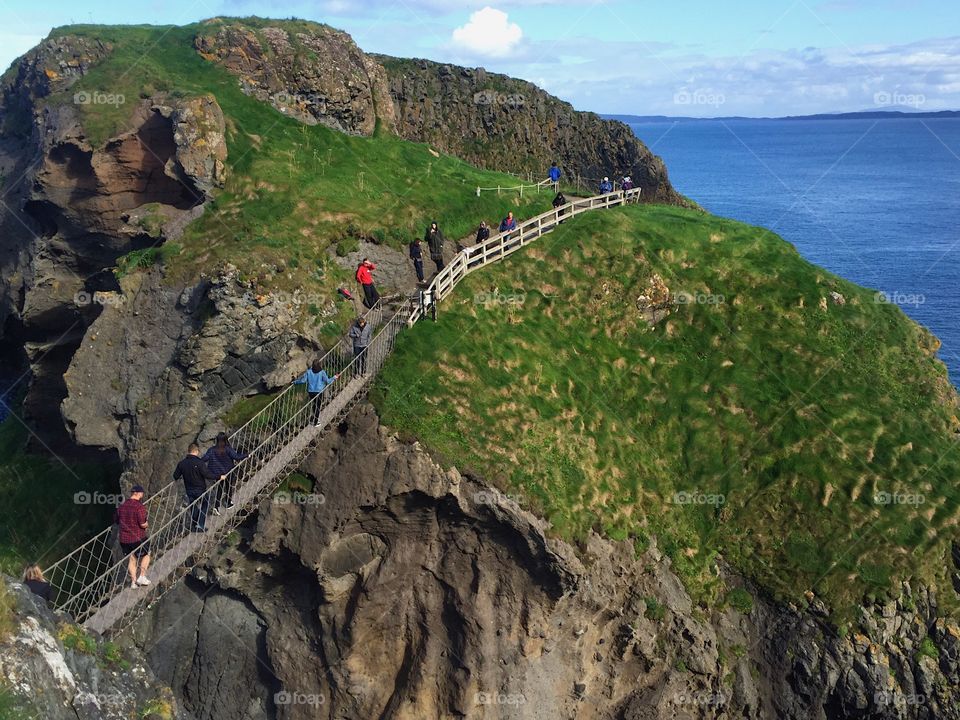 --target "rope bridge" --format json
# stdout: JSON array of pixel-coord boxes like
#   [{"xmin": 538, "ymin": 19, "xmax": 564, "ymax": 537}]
[{"xmin": 43, "ymin": 187, "xmax": 642, "ymax": 635}]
